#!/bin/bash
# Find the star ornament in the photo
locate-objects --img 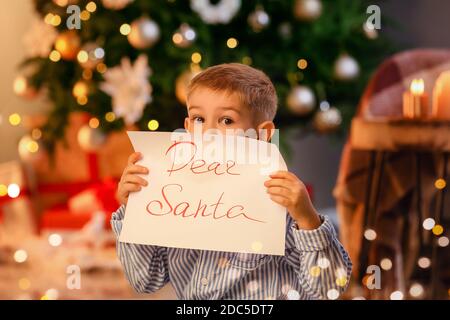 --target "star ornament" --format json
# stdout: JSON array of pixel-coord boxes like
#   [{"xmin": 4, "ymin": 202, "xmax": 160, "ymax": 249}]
[{"xmin": 100, "ymin": 55, "xmax": 152, "ymax": 125}]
